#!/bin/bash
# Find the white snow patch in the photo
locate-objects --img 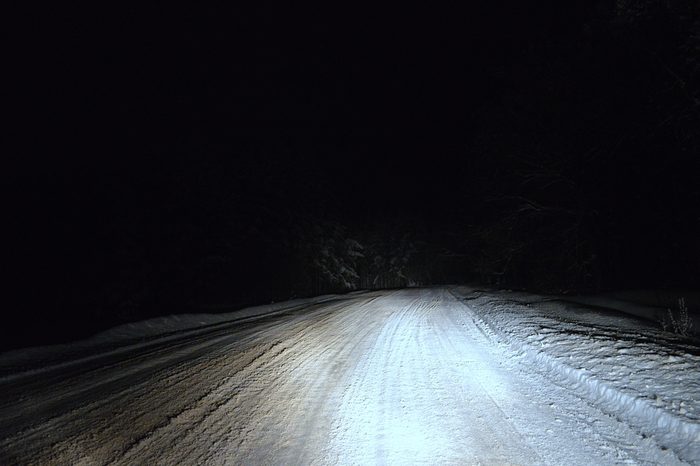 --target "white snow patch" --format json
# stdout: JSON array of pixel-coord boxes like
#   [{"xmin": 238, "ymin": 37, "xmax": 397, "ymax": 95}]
[
  {"xmin": 558, "ymin": 289, "xmax": 699, "ymax": 334},
  {"xmin": 452, "ymin": 286, "xmax": 700, "ymax": 464}
]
